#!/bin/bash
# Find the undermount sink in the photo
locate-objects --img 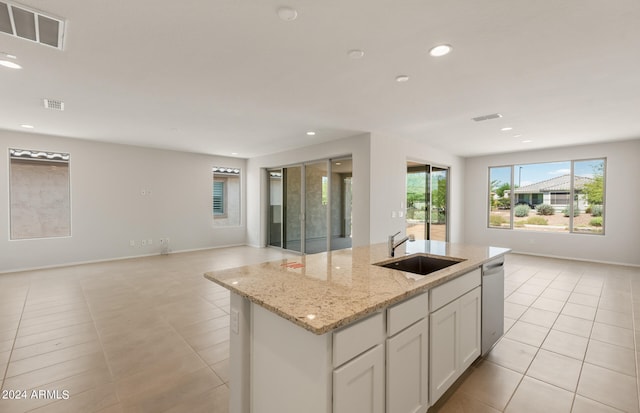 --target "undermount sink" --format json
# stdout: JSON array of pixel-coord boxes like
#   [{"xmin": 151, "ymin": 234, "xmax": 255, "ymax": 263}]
[{"xmin": 376, "ymin": 254, "xmax": 466, "ymax": 276}]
